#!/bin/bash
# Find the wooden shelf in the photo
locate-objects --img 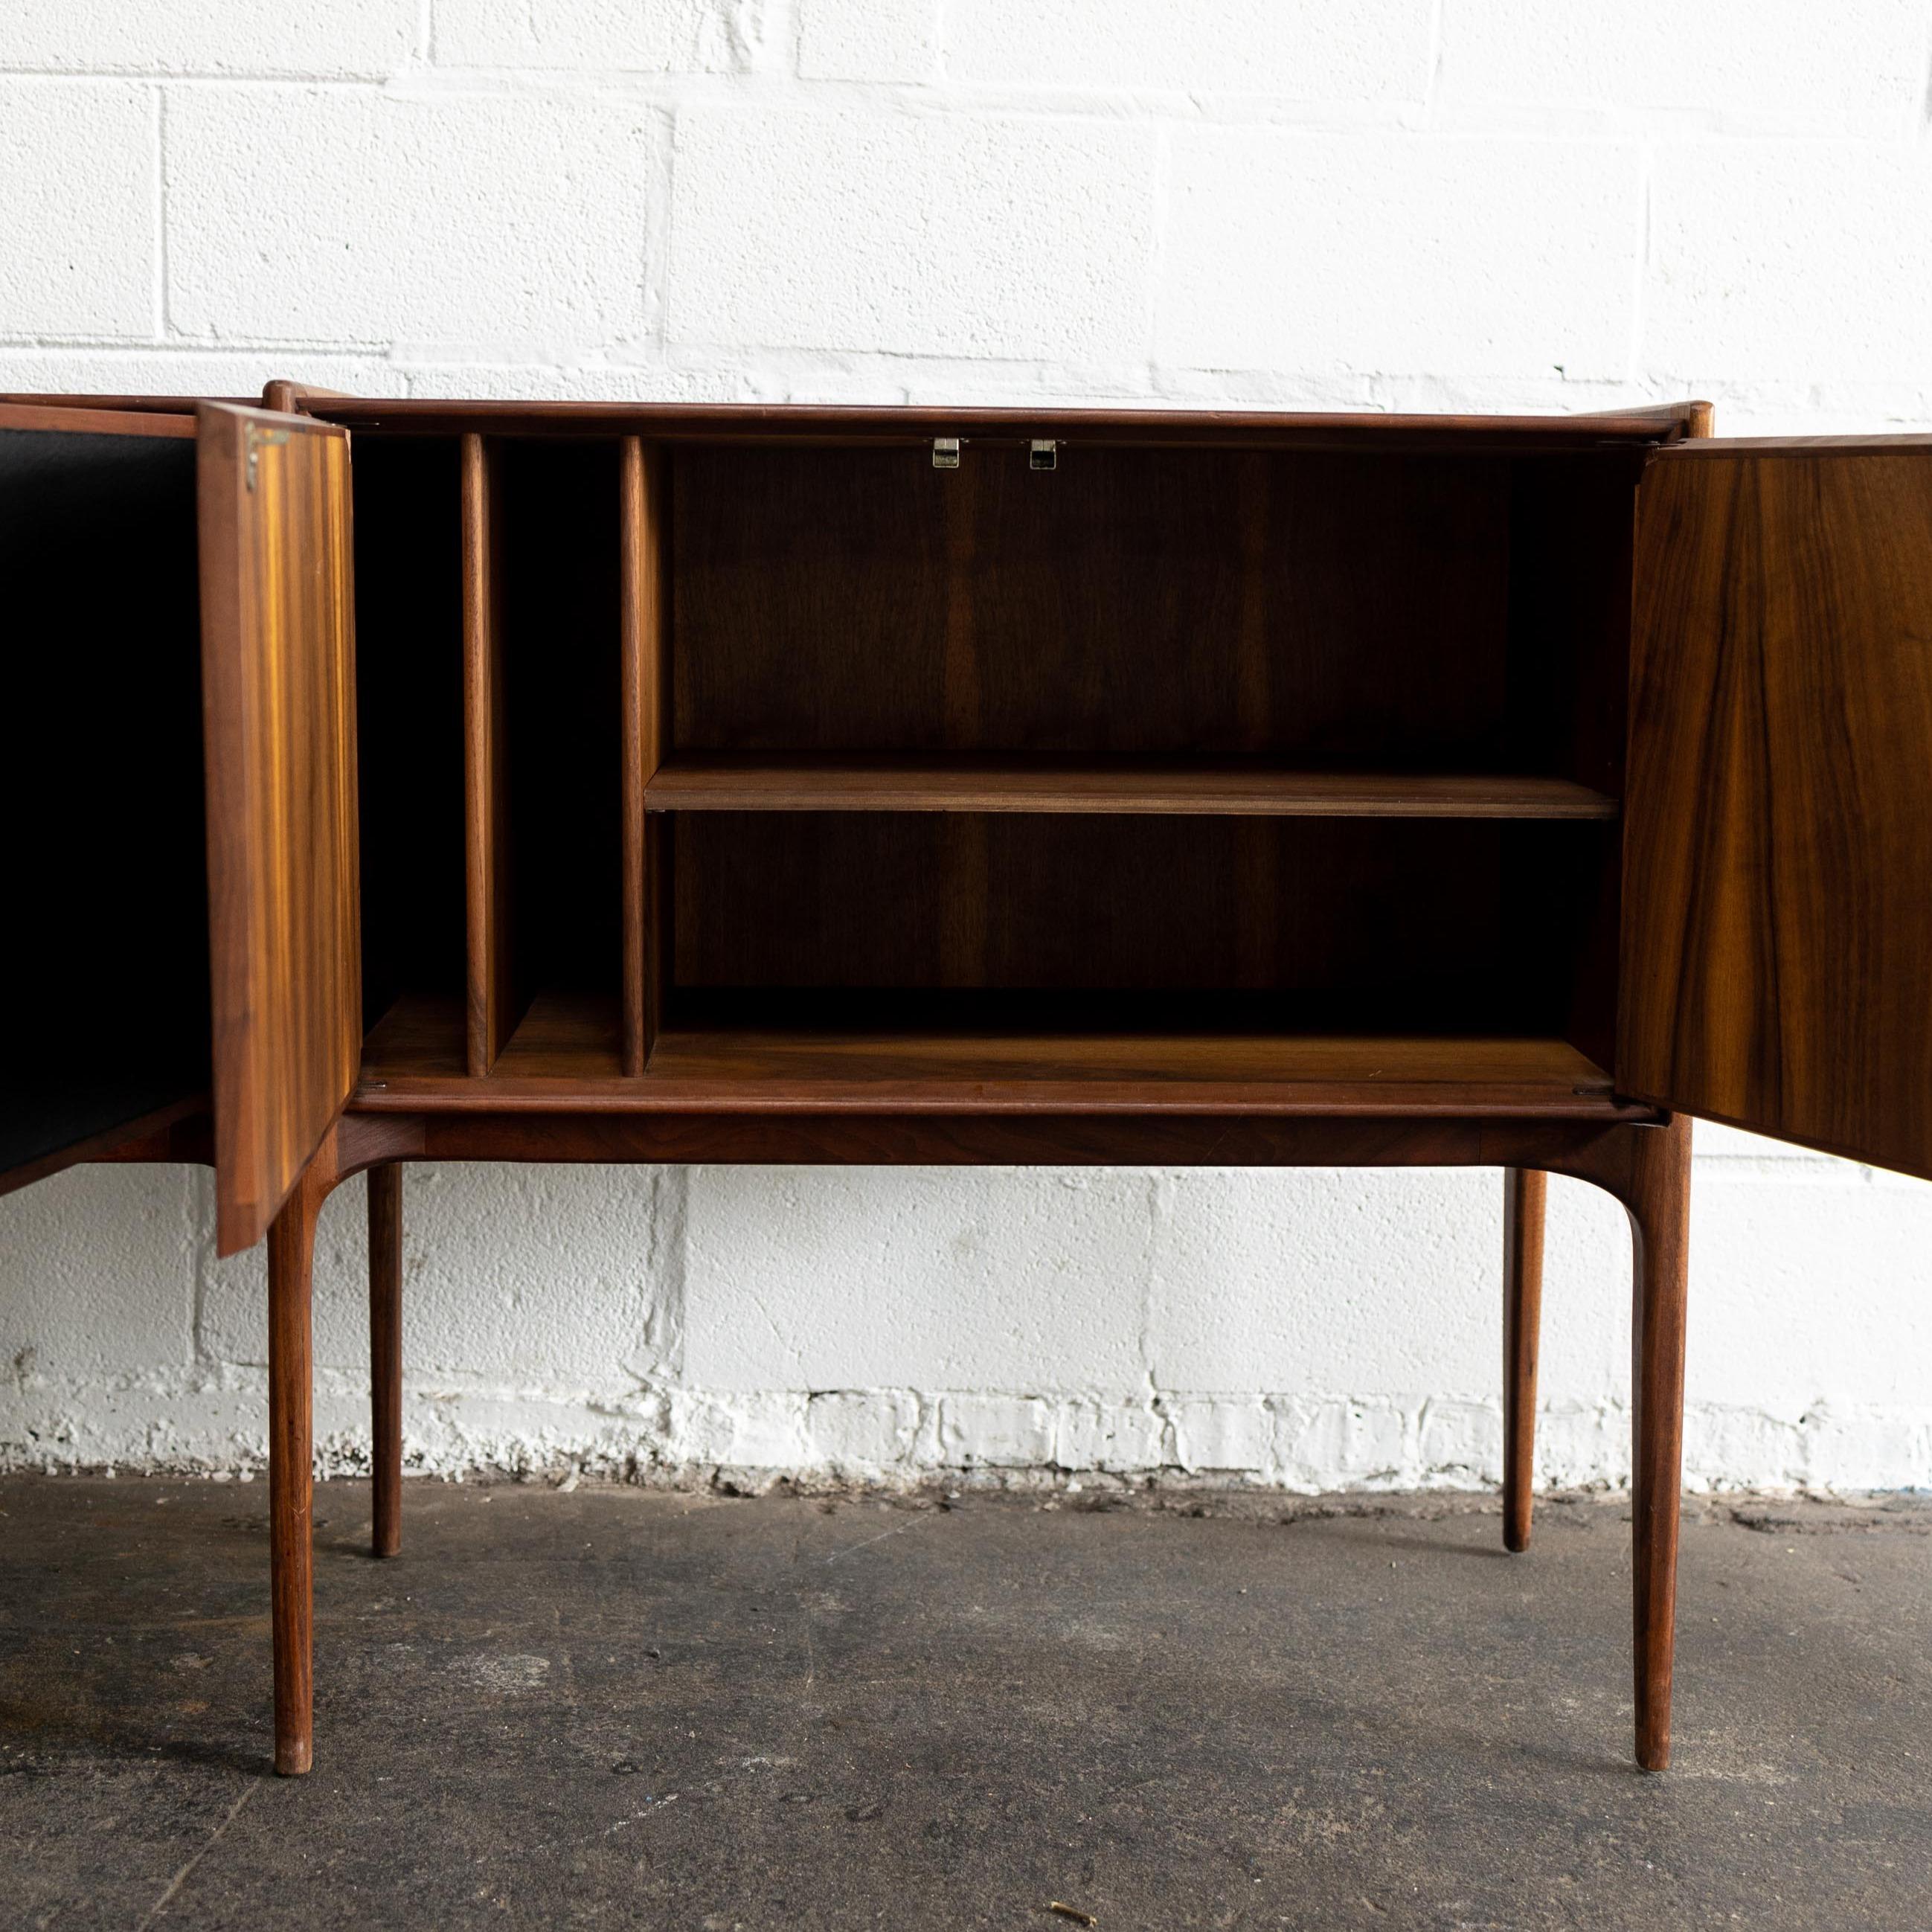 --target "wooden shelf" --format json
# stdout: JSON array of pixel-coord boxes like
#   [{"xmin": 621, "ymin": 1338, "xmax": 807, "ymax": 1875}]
[
  {"xmin": 358, "ymin": 991, "xmax": 1639, "ymax": 1118},
  {"xmin": 644, "ymin": 755, "xmax": 1619, "ymax": 820},
  {"xmin": 637, "ymin": 1023, "xmax": 1620, "ymax": 1107}
]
